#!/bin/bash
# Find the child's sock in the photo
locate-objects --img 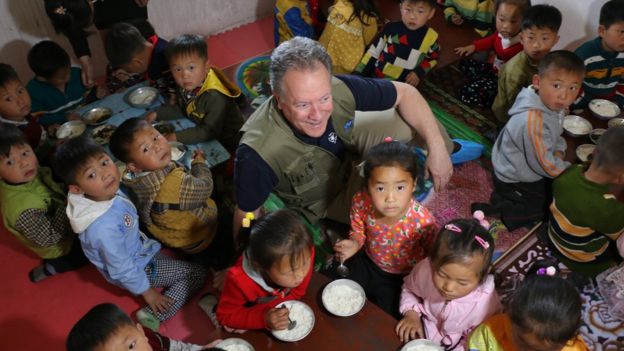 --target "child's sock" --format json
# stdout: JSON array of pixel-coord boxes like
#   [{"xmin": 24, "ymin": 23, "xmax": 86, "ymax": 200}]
[
  {"xmin": 29, "ymin": 263, "xmax": 56, "ymax": 283},
  {"xmin": 136, "ymin": 308, "xmax": 160, "ymax": 332},
  {"xmin": 198, "ymin": 293, "xmax": 220, "ymax": 329}
]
